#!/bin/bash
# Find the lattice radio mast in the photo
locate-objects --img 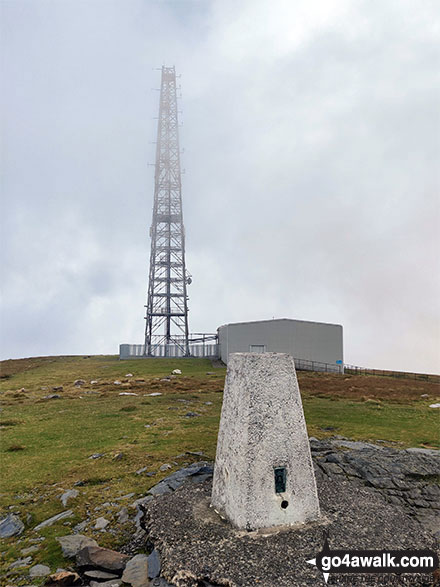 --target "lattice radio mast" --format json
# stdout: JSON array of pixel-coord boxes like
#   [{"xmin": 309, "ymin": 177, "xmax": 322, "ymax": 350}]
[{"xmin": 144, "ymin": 66, "xmax": 191, "ymax": 356}]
